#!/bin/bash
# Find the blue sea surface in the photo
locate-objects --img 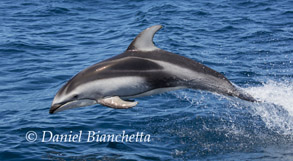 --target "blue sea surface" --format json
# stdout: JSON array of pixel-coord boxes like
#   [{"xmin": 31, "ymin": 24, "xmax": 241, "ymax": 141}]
[{"xmin": 1, "ymin": 0, "xmax": 293, "ymax": 160}]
